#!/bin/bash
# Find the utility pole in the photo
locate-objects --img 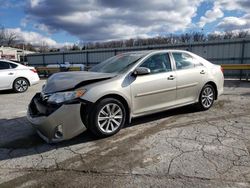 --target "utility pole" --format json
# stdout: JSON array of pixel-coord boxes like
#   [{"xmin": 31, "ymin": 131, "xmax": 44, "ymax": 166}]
[{"xmin": 22, "ymin": 43, "xmax": 25, "ymax": 64}]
